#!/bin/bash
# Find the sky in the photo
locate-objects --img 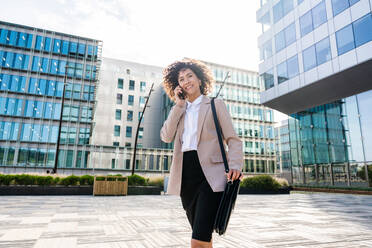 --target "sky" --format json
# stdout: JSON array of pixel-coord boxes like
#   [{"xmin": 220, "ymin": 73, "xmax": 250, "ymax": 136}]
[{"xmin": 1, "ymin": 0, "xmax": 289, "ymax": 123}]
